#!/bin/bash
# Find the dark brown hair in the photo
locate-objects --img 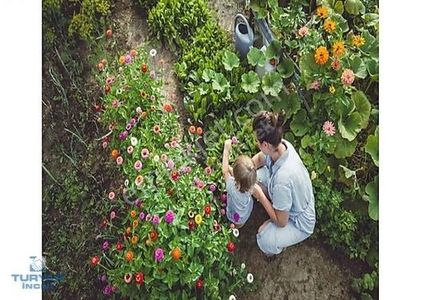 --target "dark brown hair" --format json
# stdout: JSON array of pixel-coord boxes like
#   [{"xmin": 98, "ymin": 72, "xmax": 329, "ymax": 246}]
[
  {"xmin": 252, "ymin": 111, "xmax": 285, "ymax": 146},
  {"xmin": 233, "ymin": 155, "xmax": 256, "ymax": 193}
]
